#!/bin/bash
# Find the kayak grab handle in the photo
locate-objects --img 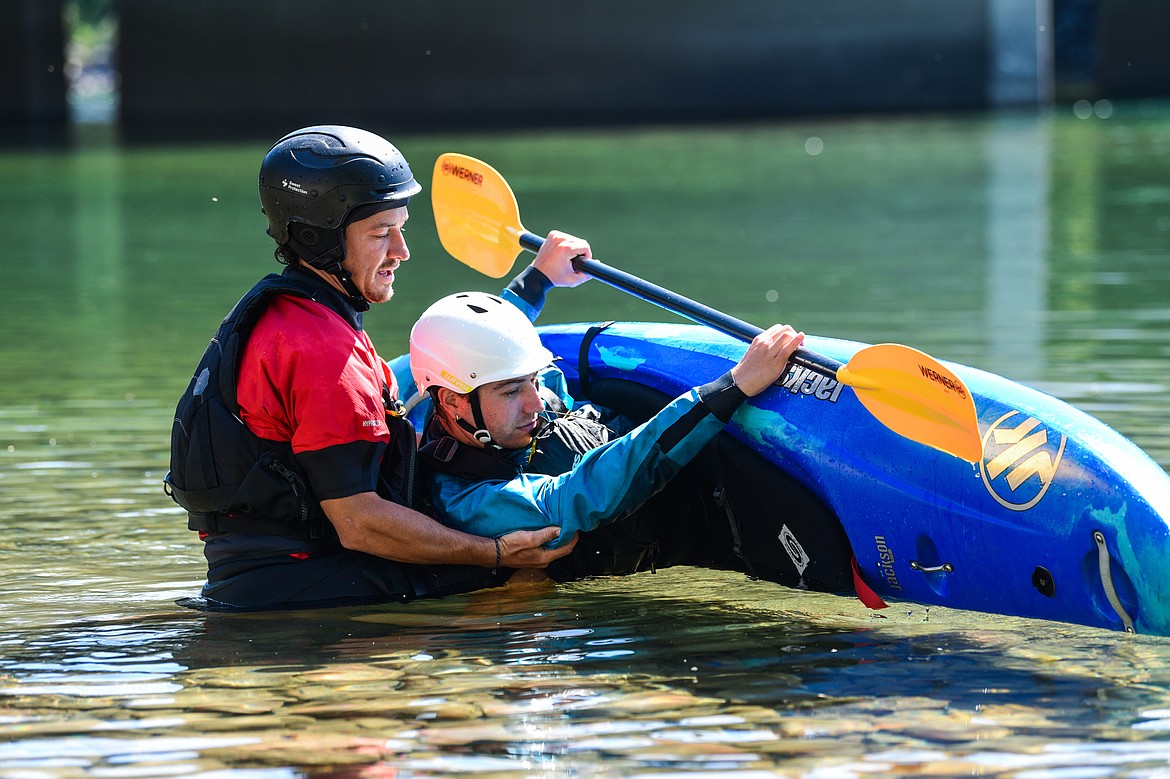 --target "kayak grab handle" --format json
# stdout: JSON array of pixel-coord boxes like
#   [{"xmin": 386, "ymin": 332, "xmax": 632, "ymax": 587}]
[
  {"xmin": 1093, "ymin": 530, "xmax": 1135, "ymax": 633},
  {"xmin": 910, "ymin": 560, "xmax": 954, "ymax": 574}
]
